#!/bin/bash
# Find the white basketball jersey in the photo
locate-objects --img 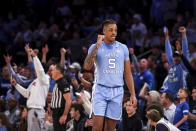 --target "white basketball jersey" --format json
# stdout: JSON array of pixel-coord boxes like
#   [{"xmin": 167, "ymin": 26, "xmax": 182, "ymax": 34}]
[{"xmin": 156, "ymin": 118, "xmax": 180, "ymax": 131}]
